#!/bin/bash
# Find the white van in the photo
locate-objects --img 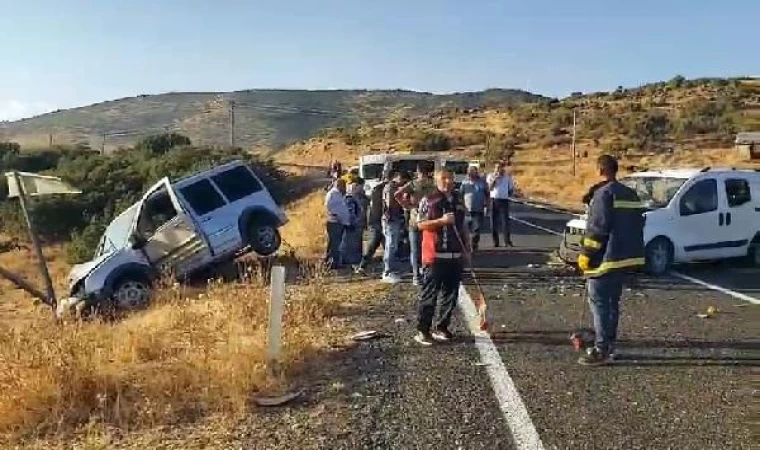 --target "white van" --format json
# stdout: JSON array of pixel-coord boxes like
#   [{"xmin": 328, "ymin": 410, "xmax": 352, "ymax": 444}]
[
  {"xmin": 559, "ymin": 168, "xmax": 760, "ymax": 275},
  {"xmin": 61, "ymin": 160, "xmax": 288, "ymax": 316},
  {"xmin": 358, "ymin": 153, "xmax": 439, "ymax": 194}
]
